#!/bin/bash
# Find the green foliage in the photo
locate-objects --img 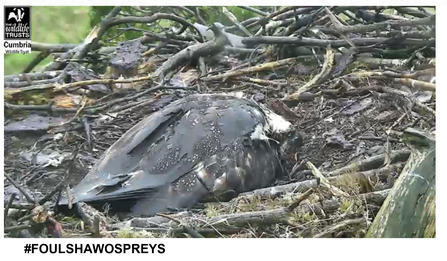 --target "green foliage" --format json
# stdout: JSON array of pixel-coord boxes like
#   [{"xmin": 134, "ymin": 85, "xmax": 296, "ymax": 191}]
[
  {"xmin": 89, "ymin": 6, "xmax": 176, "ymax": 45},
  {"xmin": 4, "ymin": 6, "xmax": 276, "ymax": 75},
  {"xmin": 4, "ymin": 6, "xmax": 91, "ymax": 75},
  {"xmin": 89, "ymin": 6, "xmax": 115, "ymax": 27},
  {"xmin": 197, "ymin": 6, "xmax": 257, "ymax": 27}
]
